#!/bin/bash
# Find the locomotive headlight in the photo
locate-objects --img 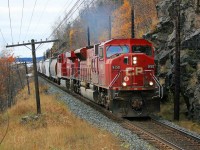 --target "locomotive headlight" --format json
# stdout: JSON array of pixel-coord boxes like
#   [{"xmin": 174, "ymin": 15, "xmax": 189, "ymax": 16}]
[
  {"xmin": 133, "ymin": 57, "xmax": 137, "ymax": 64},
  {"xmin": 122, "ymin": 82, "xmax": 127, "ymax": 87},
  {"xmin": 149, "ymin": 81, "xmax": 154, "ymax": 86}
]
